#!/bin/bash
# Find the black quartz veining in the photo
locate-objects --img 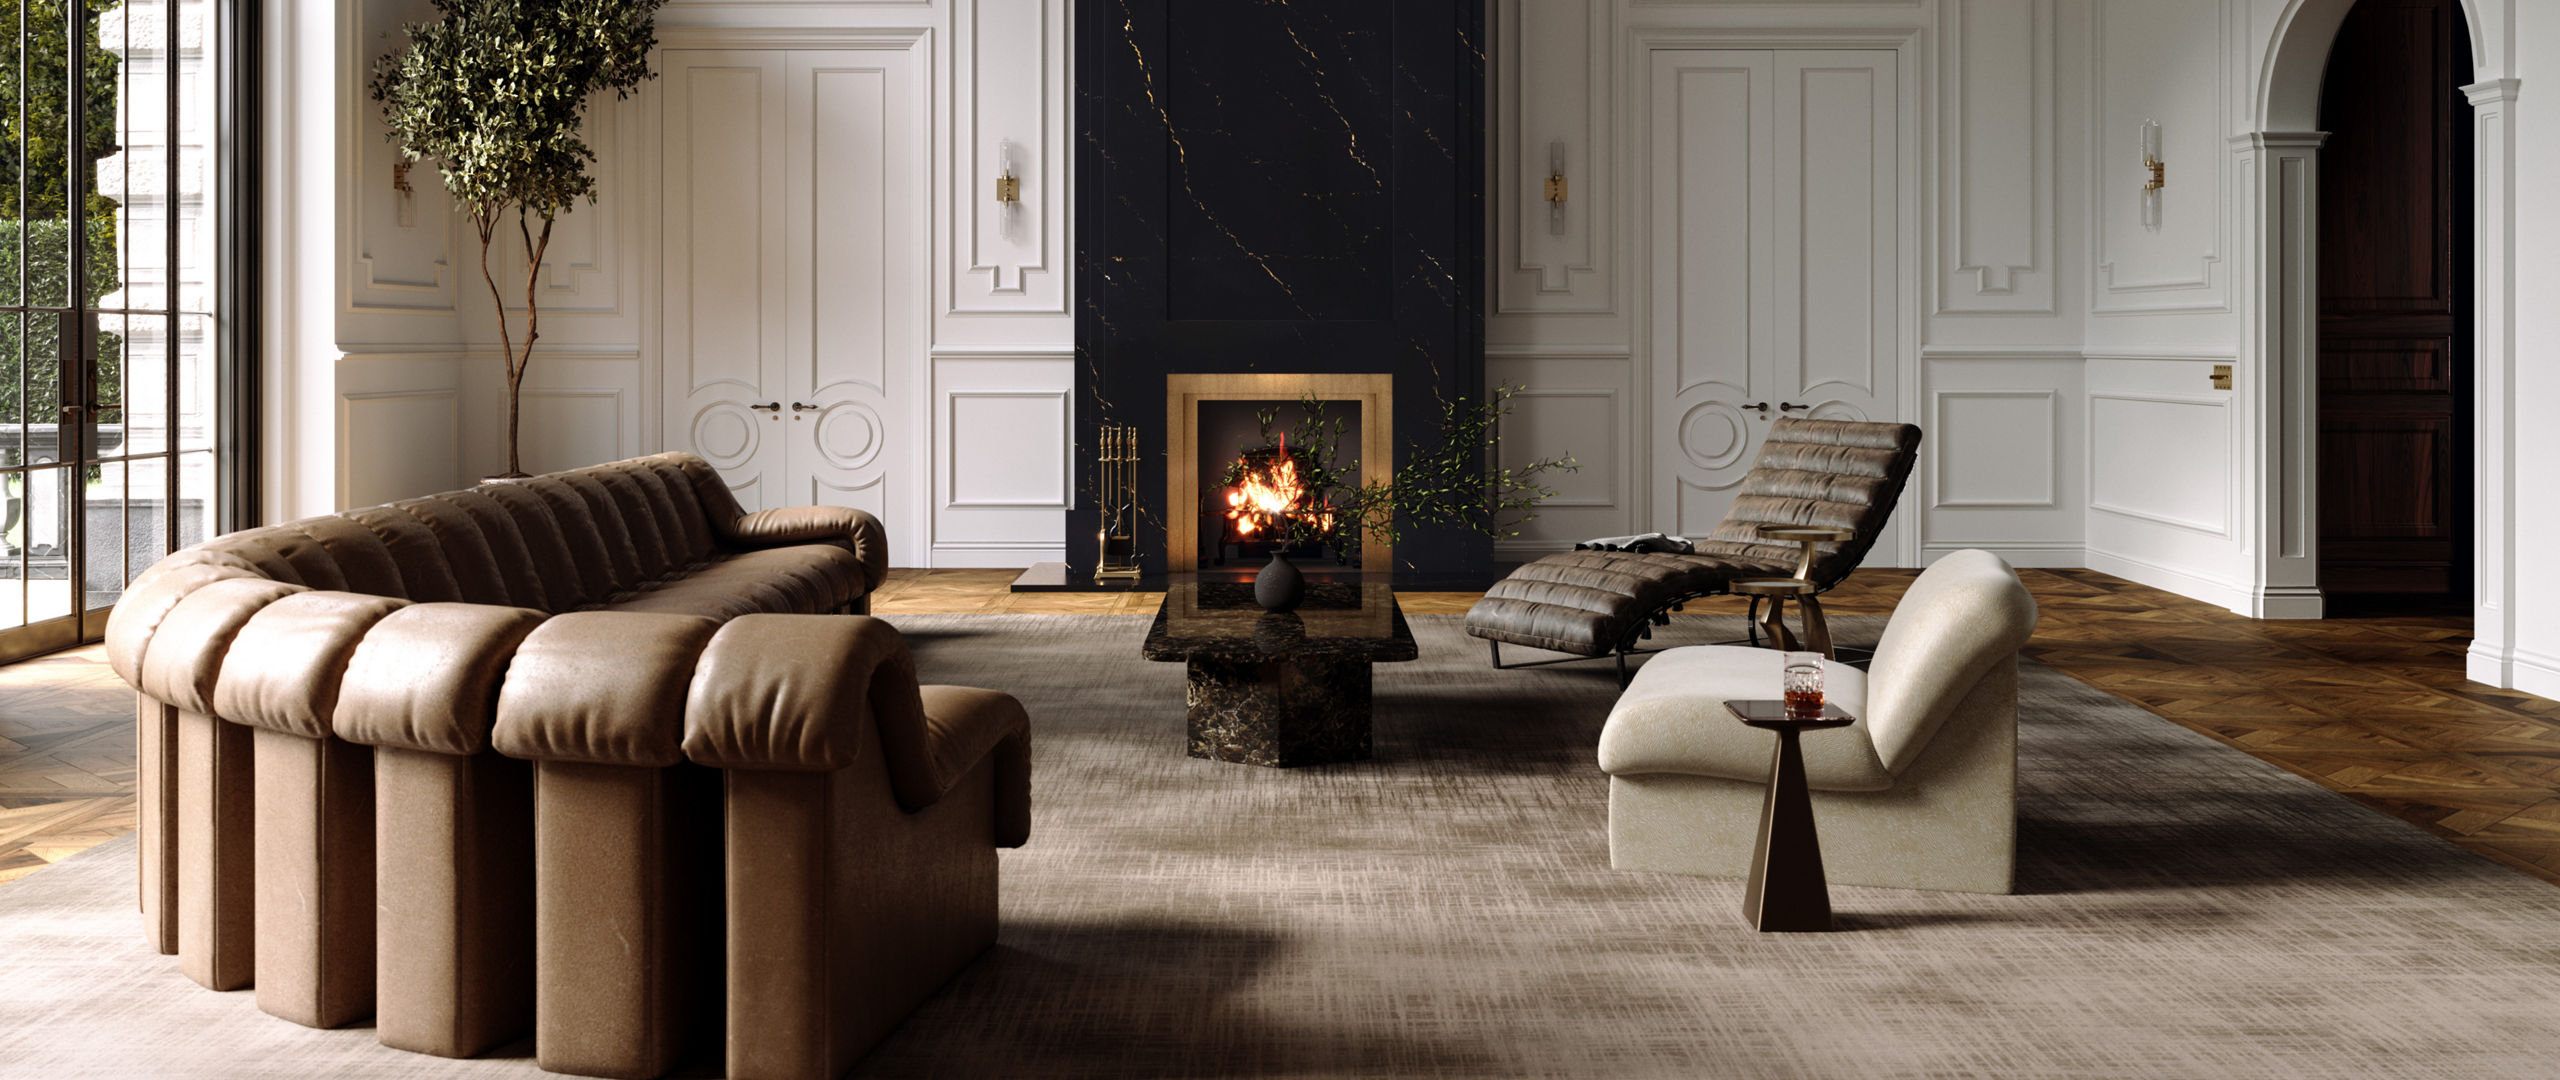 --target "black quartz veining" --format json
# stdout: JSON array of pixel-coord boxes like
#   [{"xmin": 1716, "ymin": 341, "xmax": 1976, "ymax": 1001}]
[{"xmin": 1072, "ymin": 0, "xmax": 1488, "ymax": 582}]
